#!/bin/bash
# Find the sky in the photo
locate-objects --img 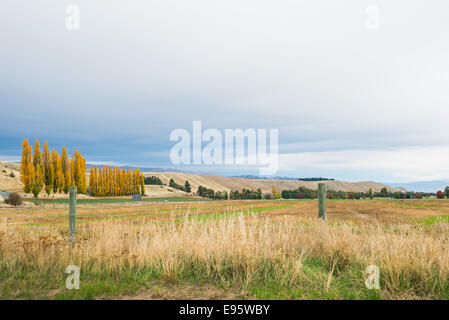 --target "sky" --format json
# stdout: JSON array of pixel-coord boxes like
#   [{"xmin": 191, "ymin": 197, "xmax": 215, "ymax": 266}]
[{"xmin": 1, "ymin": 0, "xmax": 449, "ymax": 182}]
